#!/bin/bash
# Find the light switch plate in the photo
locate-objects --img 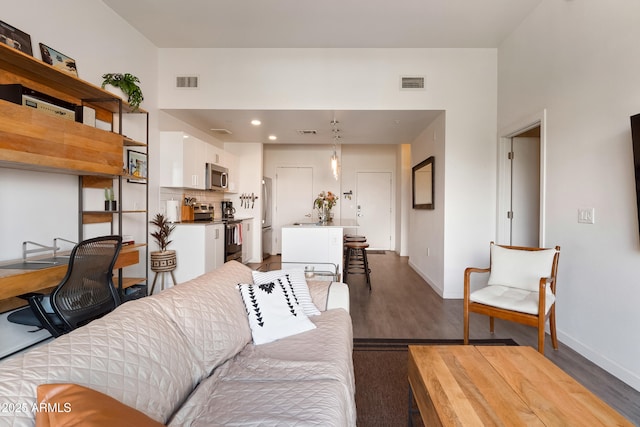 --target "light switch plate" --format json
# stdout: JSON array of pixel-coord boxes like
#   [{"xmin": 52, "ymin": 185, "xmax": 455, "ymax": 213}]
[{"xmin": 578, "ymin": 207, "xmax": 595, "ymax": 224}]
